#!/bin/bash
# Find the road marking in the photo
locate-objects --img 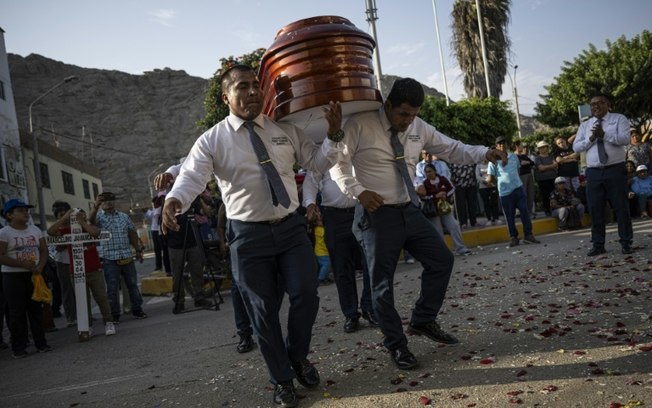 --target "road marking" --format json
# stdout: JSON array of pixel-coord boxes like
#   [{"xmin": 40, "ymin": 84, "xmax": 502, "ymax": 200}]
[{"xmin": 6, "ymin": 374, "xmax": 148, "ymax": 399}]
